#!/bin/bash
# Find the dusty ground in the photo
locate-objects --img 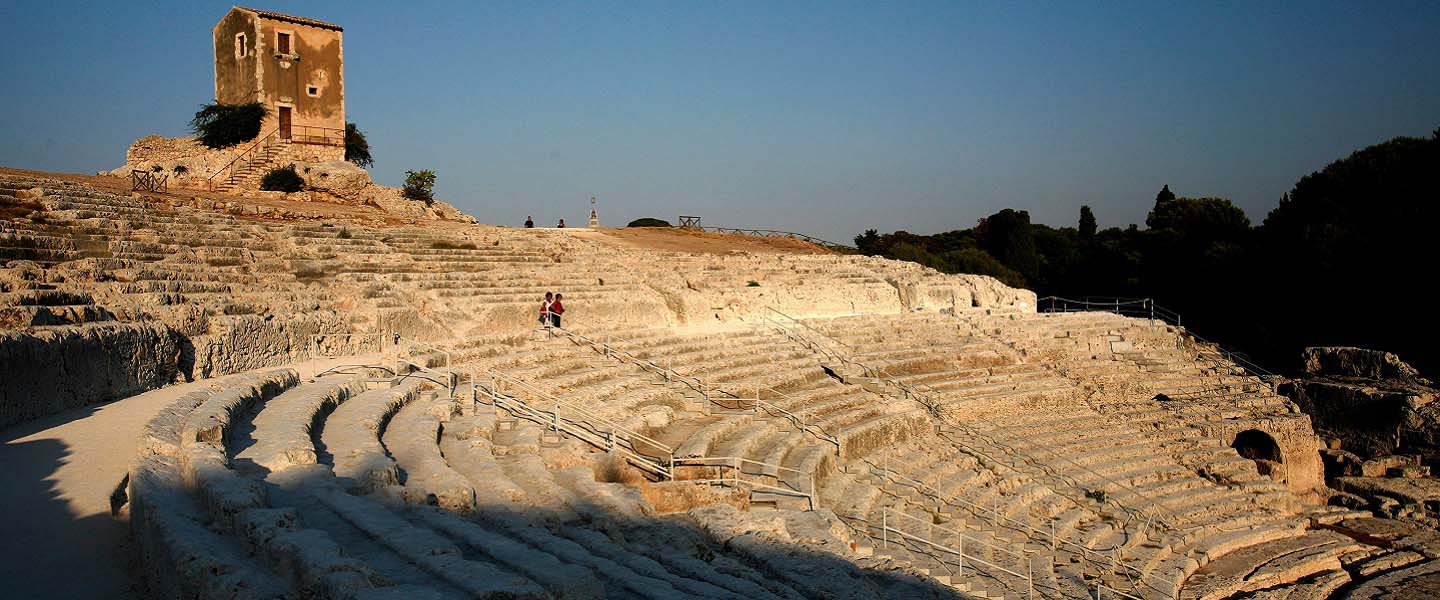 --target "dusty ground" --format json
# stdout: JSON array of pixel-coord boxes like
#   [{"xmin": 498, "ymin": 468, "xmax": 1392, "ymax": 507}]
[
  {"xmin": 0, "ymin": 353, "xmax": 380, "ymax": 600},
  {"xmin": 571, "ymin": 226, "xmax": 835, "ymax": 255}
]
